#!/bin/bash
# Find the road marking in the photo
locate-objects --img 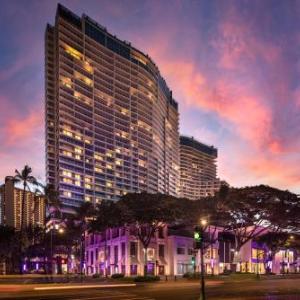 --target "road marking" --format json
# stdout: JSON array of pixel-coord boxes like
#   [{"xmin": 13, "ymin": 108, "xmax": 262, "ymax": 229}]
[
  {"xmin": 73, "ymin": 295, "xmax": 154, "ymax": 300},
  {"xmin": 73, "ymin": 295, "xmax": 132, "ymax": 300},
  {"xmin": 33, "ymin": 284, "xmax": 136, "ymax": 291},
  {"xmin": 122, "ymin": 298, "xmax": 155, "ymax": 300}
]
